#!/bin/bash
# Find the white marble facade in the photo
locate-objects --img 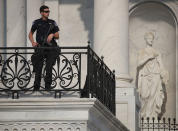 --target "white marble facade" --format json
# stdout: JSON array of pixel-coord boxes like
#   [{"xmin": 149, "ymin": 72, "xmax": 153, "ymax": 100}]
[
  {"xmin": 0, "ymin": 0, "xmax": 5, "ymax": 47},
  {"xmin": 6, "ymin": 0, "xmax": 26, "ymax": 47},
  {"xmin": 0, "ymin": 0, "xmax": 178, "ymax": 130}
]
